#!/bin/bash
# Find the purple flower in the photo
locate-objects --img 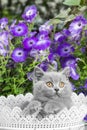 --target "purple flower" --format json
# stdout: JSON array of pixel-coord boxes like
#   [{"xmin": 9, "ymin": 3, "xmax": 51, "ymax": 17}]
[
  {"xmin": 62, "ymin": 29, "xmax": 71, "ymax": 37},
  {"xmin": 34, "ymin": 39, "xmax": 51, "ymax": 50},
  {"xmin": 39, "ymin": 21, "xmax": 53, "ymax": 34},
  {"xmin": 69, "ymin": 15, "xmax": 87, "ymax": 34},
  {"xmin": 0, "ymin": 17, "xmax": 8, "ymax": 29},
  {"xmin": 69, "ymin": 66, "xmax": 79, "ymax": 80},
  {"xmin": 57, "ymin": 43, "xmax": 74, "ymax": 57},
  {"xmin": 38, "ymin": 60, "xmax": 49, "ymax": 71},
  {"xmin": 60, "ymin": 56, "xmax": 79, "ymax": 80},
  {"xmin": 0, "ymin": 43, "xmax": 7, "ymax": 56},
  {"xmin": 0, "ymin": 31, "xmax": 11, "ymax": 56},
  {"xmin": 37, "ymin": 32, "xmax": 49, "ymax": 41},
  {"xmin": 10, "ymin": 19, "xmax": 17, "ymax": 29},
  {"xmin": 0, "ymin": 31, "xmax": 11, "ymax": 46},
  {"xmin": 51, "ymin": 60, "xmax": 58, "ymax": 71},
  {"xmin": 27, "ymin": 72, "xmax": 33, "ymax": 81},
  {"xmin": 79, "ymin": 81, "xmax": 87, "ymax": 96},
  {"xmin": 73, "ymin": 34, "xmax": 81, "ymax": 45},
  {"xmin": 80, "ymin": 47, "xmax": 86, "ymax": 53},
  {"xmin": 23, "ymin": 37, "xmax": 37, "ymax": 51},
  {"xmin": 11, "ymin": 48, "xmax": 28, "ymax": 62},
  {"xmin": 22, "ymin": 5, "xmax": 37, "ymax": 23},
  {"xmin": 48, "ymin": 53, "xmax": 56, "ymax": 62},
  {"xmin": 29, "ymin": 49, "xmax": 39, "ymax": 58},
  {"xmin": 54, "ymin": 32, "xmax": 66, "ymax": 42},
  {"xmin": 49, "ymin": 42, "xmax": 58, "ymax": 54},
  {"xmin": 71, "ymin": 84, "xmax": 76, "ymax": 91},
  {"xmin": 11, "ymin": 23, "xmax": 28, "ymax": 37},
  {"xmin": 48, "ymin": 43, "xmax": 58, "ymax": 61},
  {"xmin": 83, "ymin": 79, "xmax": 87, "ymax": 89},
  {"xmin": 60, "ymin": 55, "xmax": 76, "ymax": 68},
  {"xmin": 84, "ymin": 115, "xmax": 87, "ymax": 121},
  {"xmin": 30, "ymin": 31, "xmax": 37, "ymax": 37},
  {"xmin": 63, "ymin": 29, "xmax": 81, "ymax": 45}
]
